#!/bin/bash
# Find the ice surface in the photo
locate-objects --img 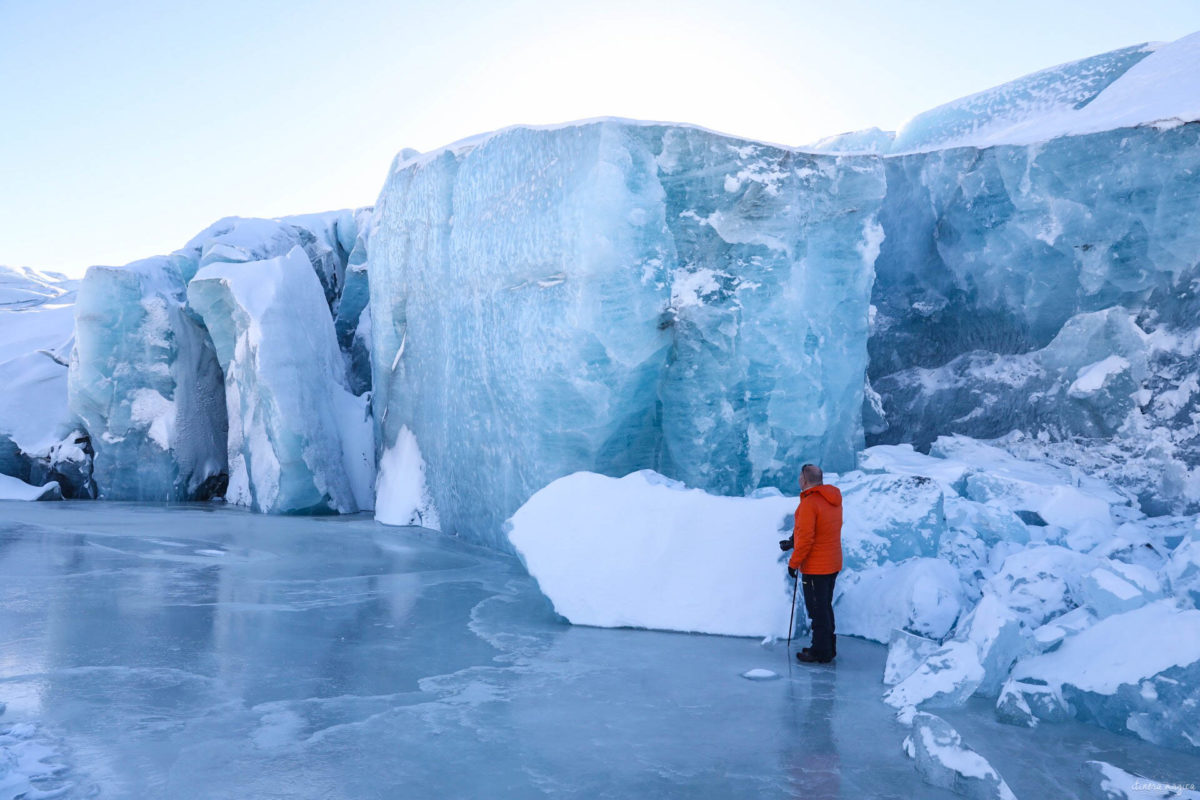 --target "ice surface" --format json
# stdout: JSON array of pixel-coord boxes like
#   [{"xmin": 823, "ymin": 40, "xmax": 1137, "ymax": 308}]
[
  {"xmin": 188, "ymin": 247, "xmax": 374, "ymax": 514},
  {"xmin": 70, "ymin": 254, "xmax": 228, "ymax": 501},
  {"xmin": 0, "ymin": 503, "xmax": 997, "ymax": 800},
  {"xmin": 369, "ymin": 119, "xmax": 885, "ymax": 547},
  {"xmin": 903, "ymin": 712, "xmax": 1017, "ymax": 800},
  {"xmin": 507, "ymin": 470, "xmax": 796, "ymax": 637}
]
